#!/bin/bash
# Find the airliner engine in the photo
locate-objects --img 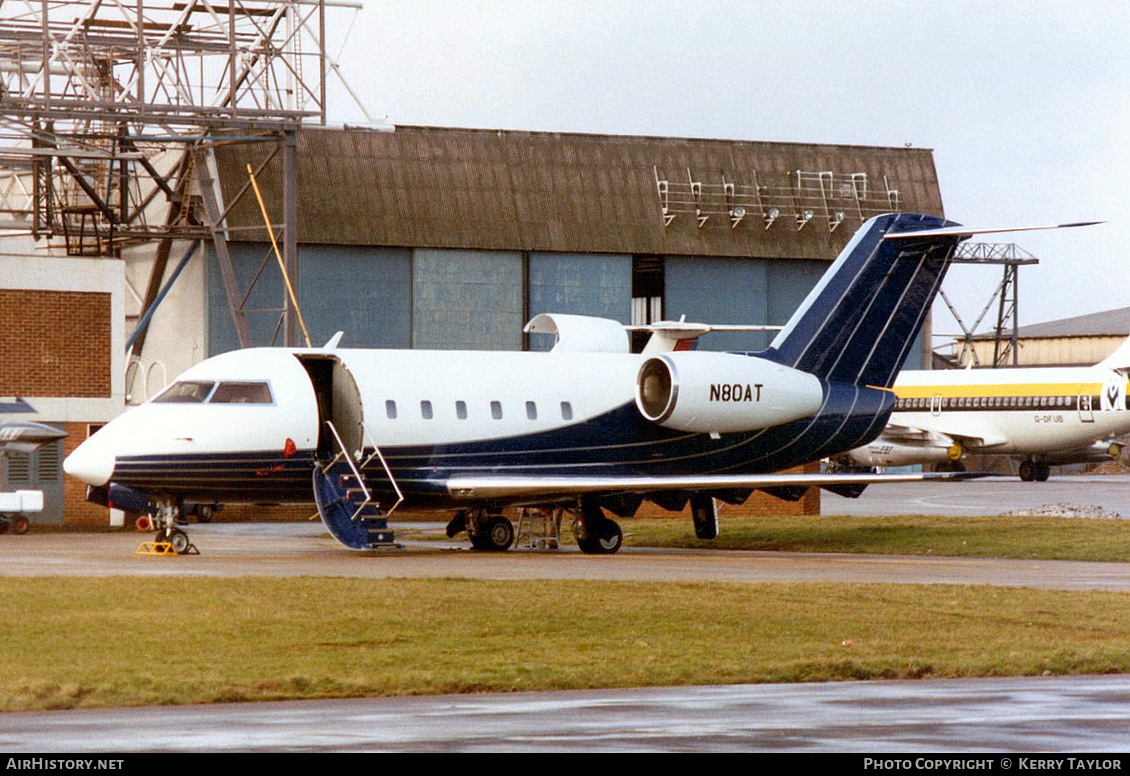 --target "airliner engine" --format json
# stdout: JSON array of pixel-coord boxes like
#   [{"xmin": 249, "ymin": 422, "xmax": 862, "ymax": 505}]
[
  {"xmin": 635, "ymin": 352, "xmax": 823, "ymax": 433},
  {"xmin": 844, "ymin": 440, "xmax": 962, "ymax": 468}
]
